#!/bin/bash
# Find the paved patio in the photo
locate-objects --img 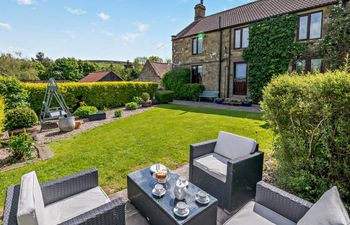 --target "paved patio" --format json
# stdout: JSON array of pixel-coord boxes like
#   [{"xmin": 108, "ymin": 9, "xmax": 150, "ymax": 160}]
[
  {"xmin": 110, "ymin": 164, "xmax": 232, "ymax": 225},
  {"xmin": 173, "ymin": 100, "xmax": 261, "ymax": 112}
]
